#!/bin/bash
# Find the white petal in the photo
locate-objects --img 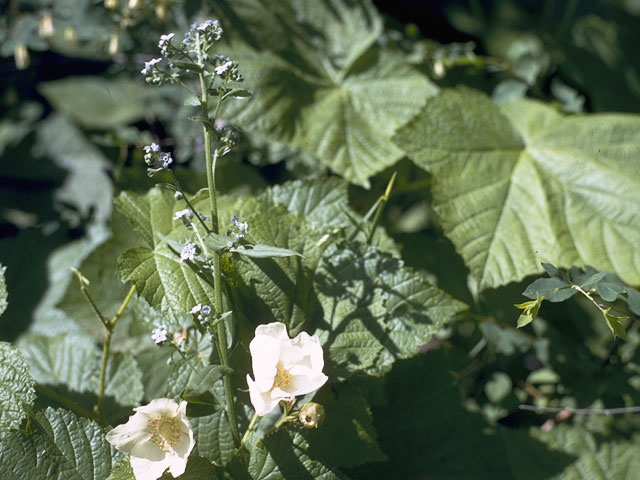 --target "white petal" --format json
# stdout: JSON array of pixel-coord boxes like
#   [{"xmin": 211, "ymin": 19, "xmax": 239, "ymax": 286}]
[
  {"xmin": 130, "ymin": 455, "xmax": 171, "ymax": 480},
  {"xmin": 106, "ymin": 416, "xmax": 151, "ymax": 453},
  {"xmin": 254, "ymin": 322, "xmax": 289, "ymax": 340},
  {"xmin": 135, "ymin": 398, "xmax": 180, "ymax": 417},
  {"xmin": 130, "ymin": 439, "xmax": 166, "ymax": 462},
  {"xmin": 167, "ymin": 452, "xmax": 189, "ymax": 477},
  {"xmin": 247, "ymin": 374, "xmax": 279, "ymax": 416},
  {"xmin": 289, "ymin": 372, "xmax": 328, "ymax": 396},
  {"xmin": 249, "ymin": 334, "xmax": 280, "ymax": 391}
]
